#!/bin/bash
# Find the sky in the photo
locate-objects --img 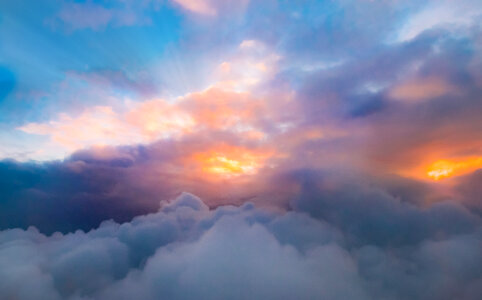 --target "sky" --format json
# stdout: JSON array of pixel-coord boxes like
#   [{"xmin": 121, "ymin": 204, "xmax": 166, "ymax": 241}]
[{"xmin": 1, "ymin": 0, "xmax": 482, "ymax": 299}]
